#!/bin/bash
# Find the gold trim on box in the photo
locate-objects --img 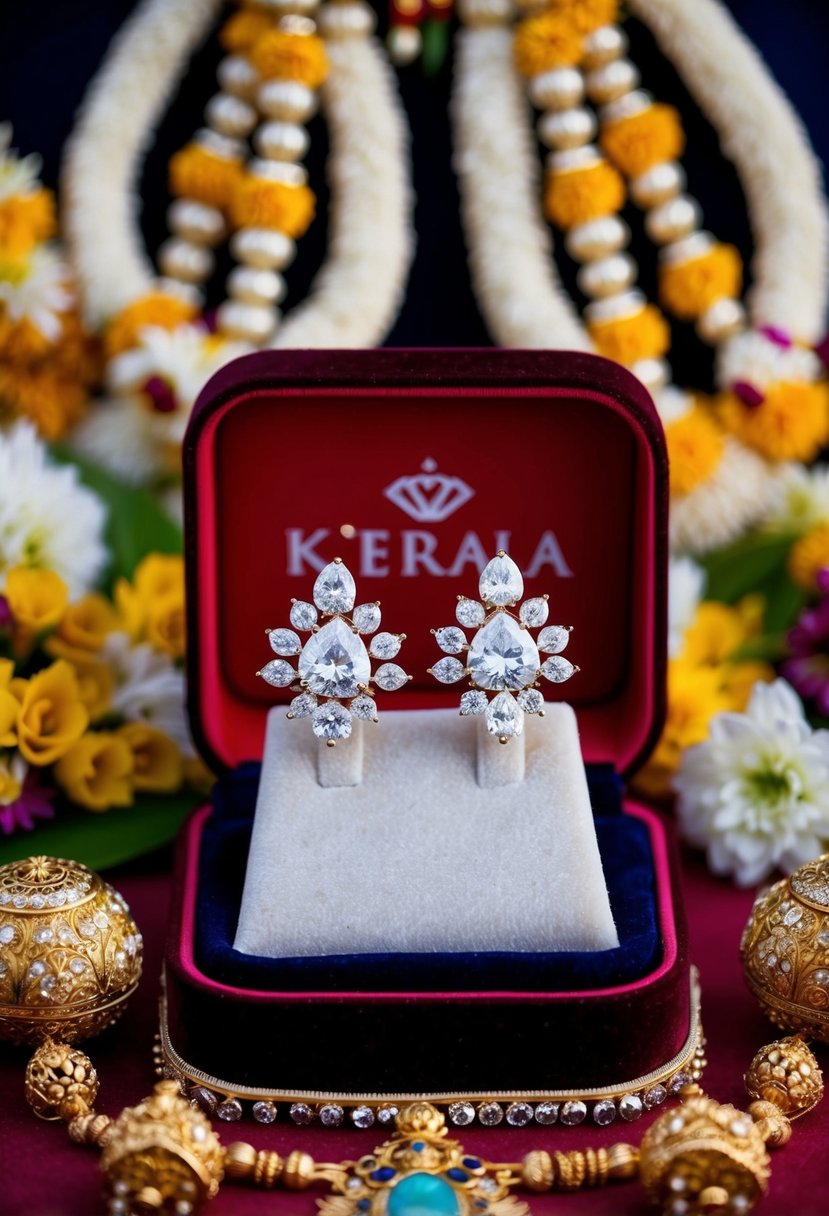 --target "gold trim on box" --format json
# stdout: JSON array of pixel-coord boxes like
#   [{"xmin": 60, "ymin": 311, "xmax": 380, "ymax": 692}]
[{"xmin": 156, "ymin": 966, "xmax": 703, "ymax": 1130}]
